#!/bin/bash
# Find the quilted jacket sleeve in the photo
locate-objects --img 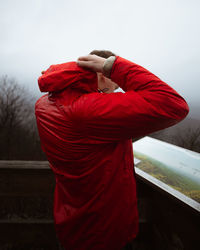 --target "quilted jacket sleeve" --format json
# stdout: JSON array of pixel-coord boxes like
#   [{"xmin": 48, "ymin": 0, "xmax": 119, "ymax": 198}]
[{"xmin": 72, "ymin": 56, "xmax": 189, "ymax": 142}]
